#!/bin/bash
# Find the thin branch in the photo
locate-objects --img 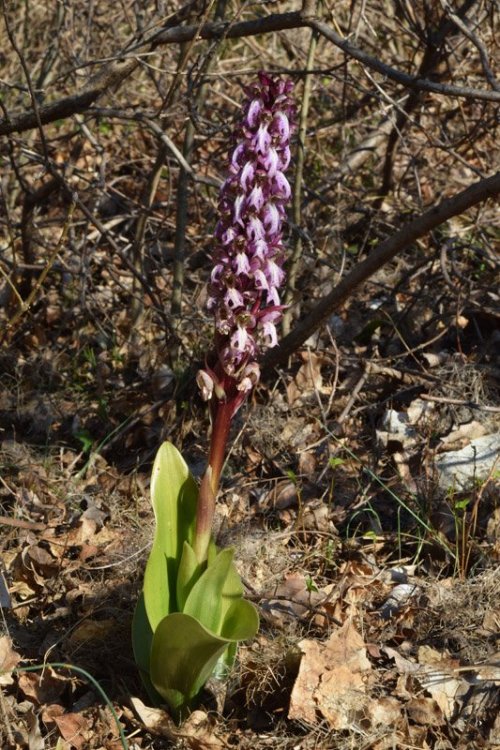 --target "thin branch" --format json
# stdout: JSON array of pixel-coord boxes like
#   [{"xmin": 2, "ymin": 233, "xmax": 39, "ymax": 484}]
[
  {"xmin": 2, "ymin": 203, "xmax": 76, "ymax": 343},
  {"xmin": 0, "ymin": 57, "xmax": 140, "ymax": 136},
  {"xmin": 309, "ymin": 18, "xmax": 500, "ymax": 103},
  {"xmin": 439, "ymin": 0, "xmax": 500, "ymax": 92},
  {"xmin": 263, "ymin": 171, "xmax": 500, "ymax": 371},
  {"xmin": 283, "ymin": 25, "xmax": 318, "ymax": 334},
  {"xmin": 171, "ymin": 0, "xmax": 227, "ymax": 316},
  {"xmin": 2, "ymin": 9, "xmax": 500, "ymax": 138}
]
